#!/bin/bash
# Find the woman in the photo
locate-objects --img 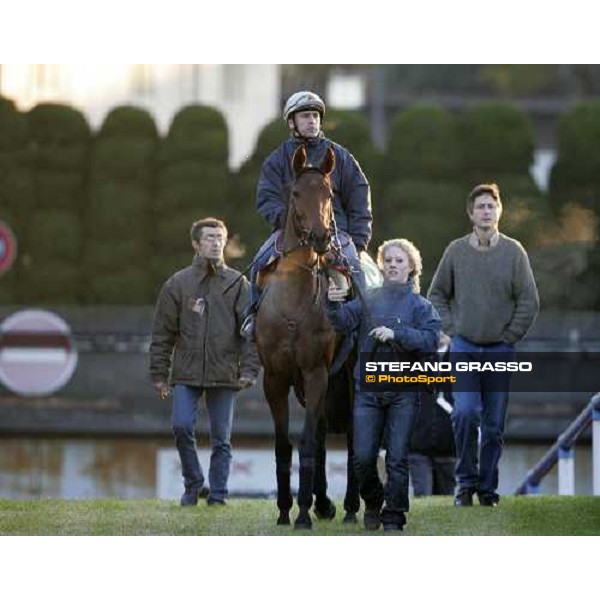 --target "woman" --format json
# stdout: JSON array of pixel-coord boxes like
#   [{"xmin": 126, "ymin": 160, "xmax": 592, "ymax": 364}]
[{"xmin": 327, "ymin": 239, "xmax": 441, "ymax": 532}]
